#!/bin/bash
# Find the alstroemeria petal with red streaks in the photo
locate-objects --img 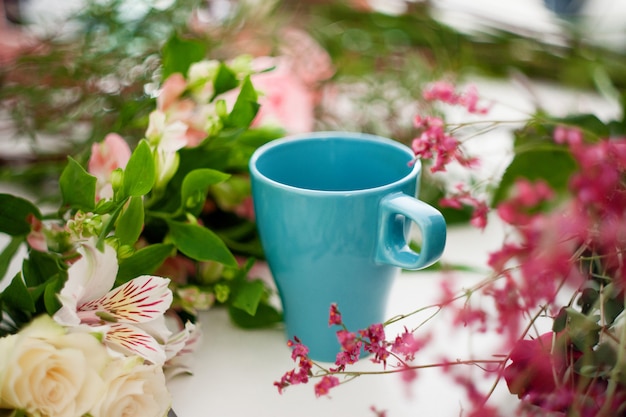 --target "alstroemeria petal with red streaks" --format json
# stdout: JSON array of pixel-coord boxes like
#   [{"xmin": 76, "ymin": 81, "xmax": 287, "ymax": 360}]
[
  {"xmin": 106, "ymin": 322, "xmax": 167, "ymax": 365},
  {"xmin": 80, "ymin": 275, "xmax": 172, "ymax": 324}
]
